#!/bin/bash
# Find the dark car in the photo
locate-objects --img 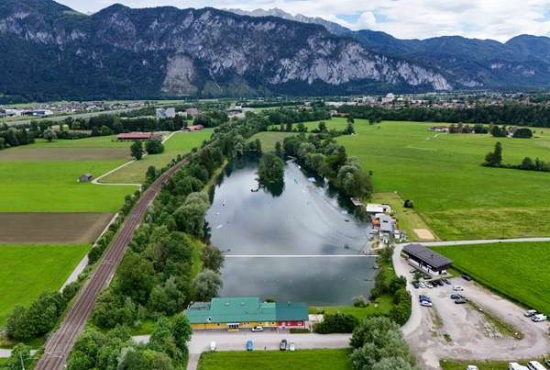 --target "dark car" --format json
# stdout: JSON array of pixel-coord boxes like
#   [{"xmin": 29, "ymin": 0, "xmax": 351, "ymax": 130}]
[
  {"xmin": 462, "ymin": 275, "xmax": 473, "ymax": 282},
  {"xmin": 280, "ymin": 339, "xmax": 288, "ymax": 351},
  {"xmin": 436, "ymin": 280, "xmax": 444, "ymax": 286},
  {"xmin": 442, "ymin": 279, "xmax": 451, "ymax": 285},
  {"xmin": 412, "ymin": 281, "xmax": 420, "ymax": 289},
  {"xmin": 450, "ymin": 293, "xmax": 462, "ymax": 300},
  {"xmin": 419, "ymin": 295, "xmax": 431, "ymax": 302},
  {"xmin": 455, "ymin": 297, "xmax": 468, "ymax": 304},
  {"xmin": 545, "ymin": 360, "xmax": 550, "ymax": 368}
]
